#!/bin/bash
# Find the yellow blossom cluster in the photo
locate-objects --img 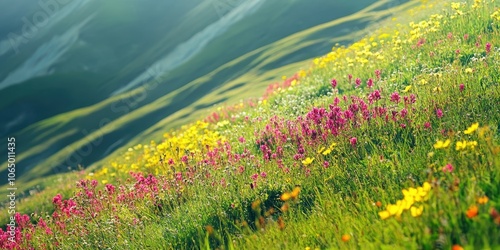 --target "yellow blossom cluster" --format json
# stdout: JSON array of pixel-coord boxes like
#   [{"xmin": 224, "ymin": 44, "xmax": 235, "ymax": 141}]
[
  {"xmin": 408, "ymin": 14, "xmax": 443, "ymax": 42},
  {"xmin": 89, "ymin": 121, "xmax": 226, "ymax": 179},
  {"xmin": 379, "ymin": 182, "xmax": 432, "ymax": 220},
  {"xmin": 455, "ymin": 140, "xmax": 478, "ymax": 151},
  {"xmin": 492, "ymin": 9, "xmax": 500, "ymax": 21}
]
